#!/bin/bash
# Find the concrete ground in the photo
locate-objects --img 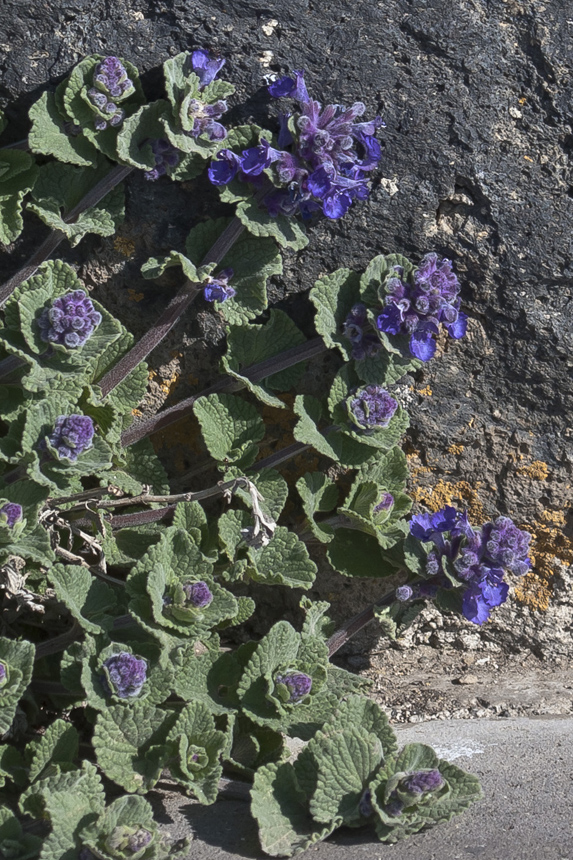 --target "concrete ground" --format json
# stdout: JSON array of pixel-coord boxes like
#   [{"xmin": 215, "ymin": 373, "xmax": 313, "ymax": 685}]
[{"xmin": 152, "ymin": 717, "xmax": 573, "ymax": 860}]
